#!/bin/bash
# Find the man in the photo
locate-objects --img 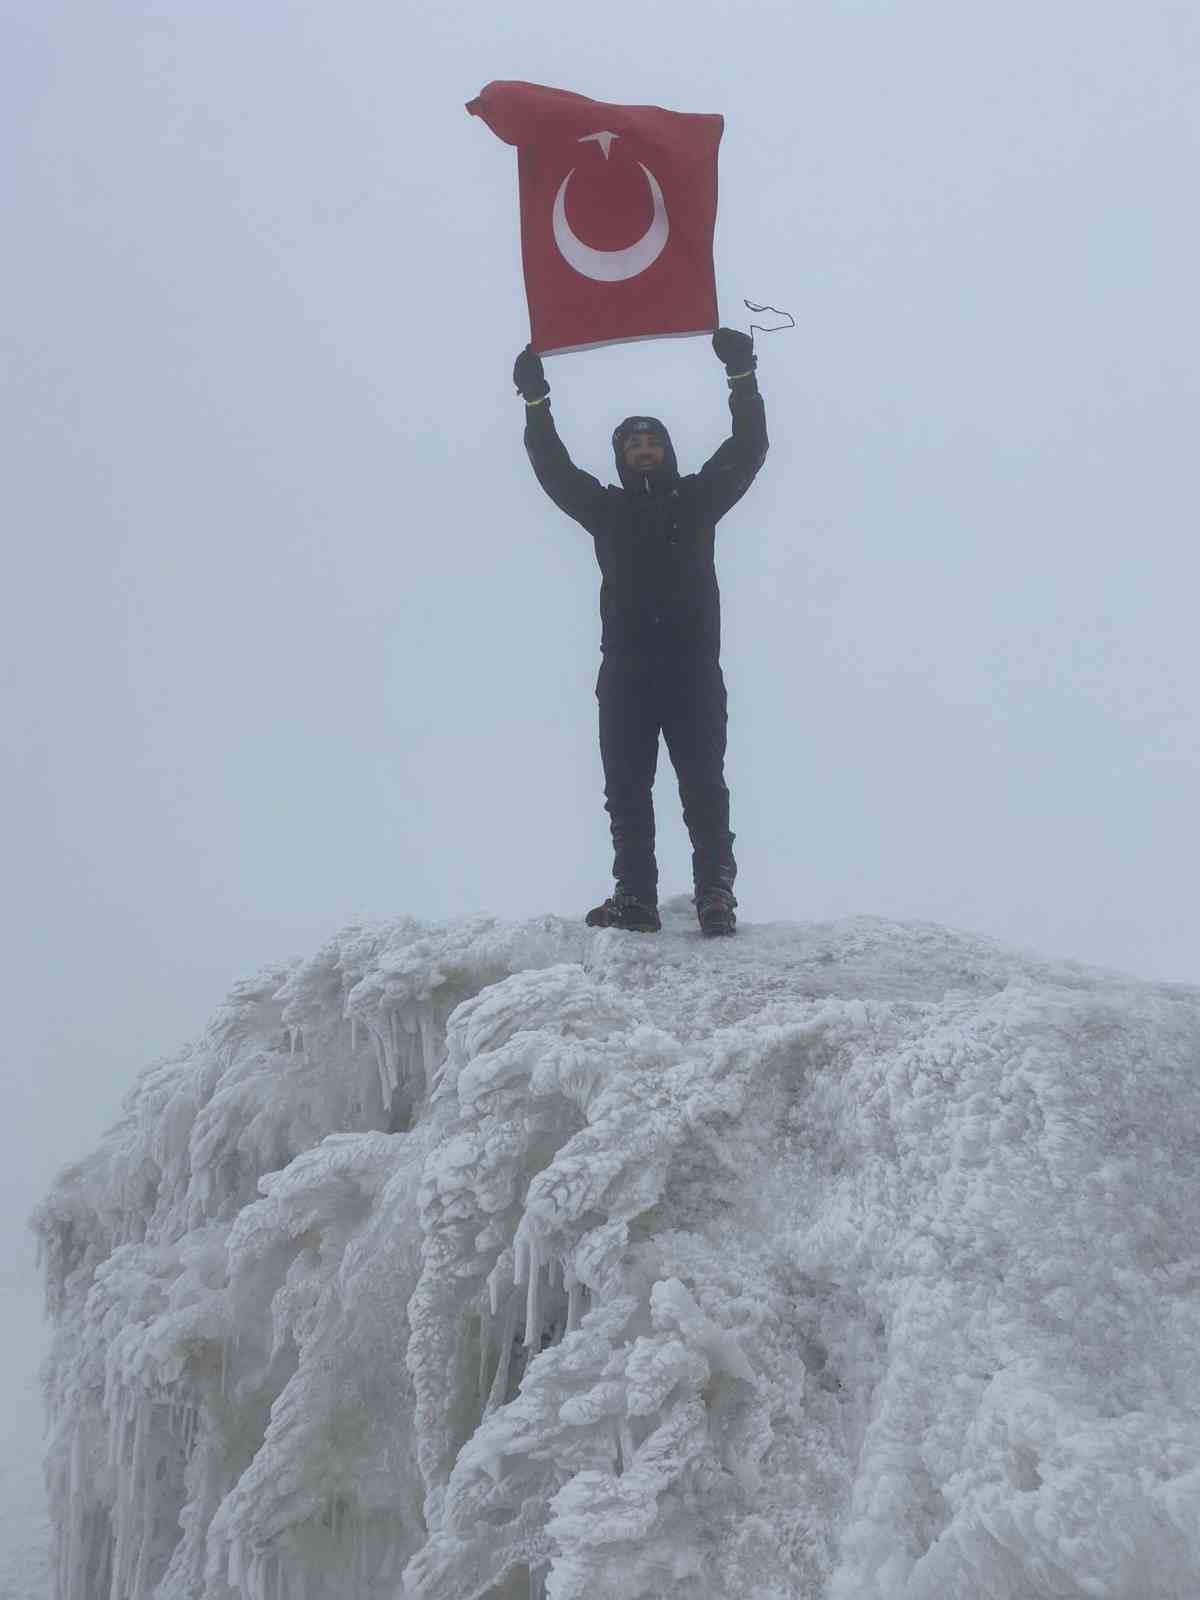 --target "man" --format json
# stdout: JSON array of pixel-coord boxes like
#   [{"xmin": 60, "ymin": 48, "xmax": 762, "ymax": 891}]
[{"xmin": 513, "ymin": 330, "xmax": 768, "ymax": 937}]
